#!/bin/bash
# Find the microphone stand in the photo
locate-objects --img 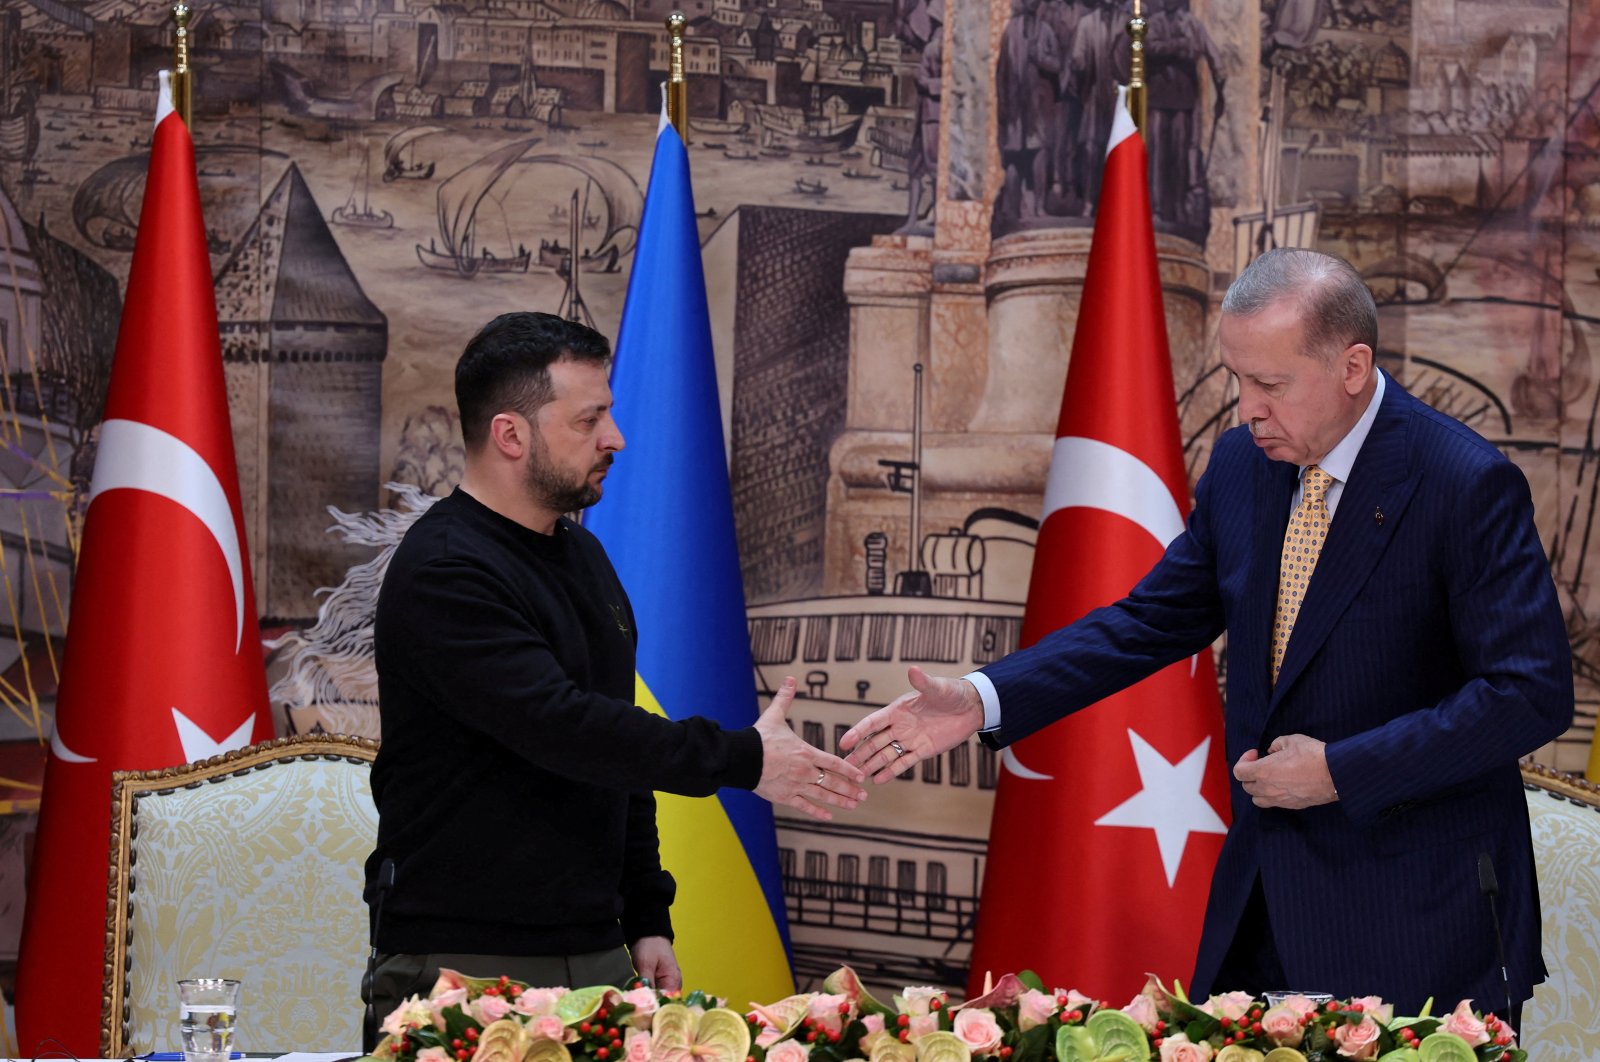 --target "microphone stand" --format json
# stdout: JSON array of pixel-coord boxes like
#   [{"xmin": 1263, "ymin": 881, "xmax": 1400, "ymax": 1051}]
[{"xmin": 362, "ymin": 858, "xmax": 397, "ymax": 1053}]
